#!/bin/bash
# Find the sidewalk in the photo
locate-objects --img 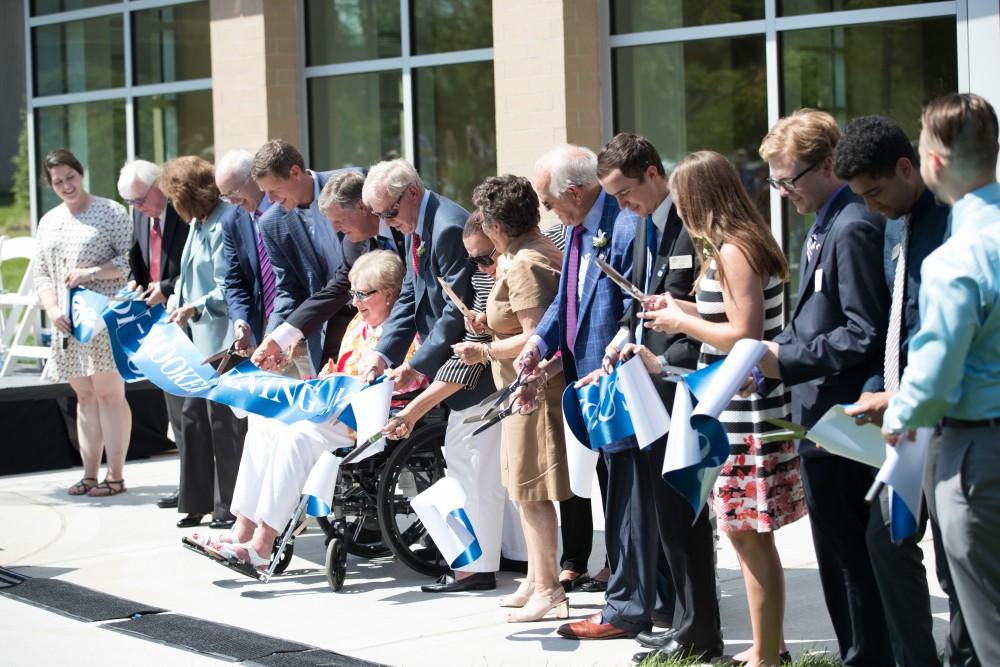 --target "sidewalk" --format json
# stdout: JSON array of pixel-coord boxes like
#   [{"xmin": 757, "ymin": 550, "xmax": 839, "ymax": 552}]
[{"xmin": 0, "ymin": 453, "xmax": 950, "ymax": 666}]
